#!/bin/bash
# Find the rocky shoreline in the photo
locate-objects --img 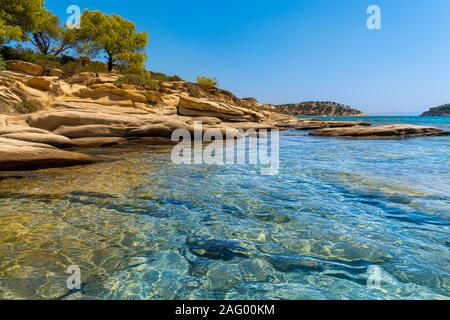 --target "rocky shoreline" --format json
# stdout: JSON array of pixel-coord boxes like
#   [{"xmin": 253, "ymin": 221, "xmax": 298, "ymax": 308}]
[{"xmin": 0, "ymin": 60, "xmax": 447, "ymax": 171}]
